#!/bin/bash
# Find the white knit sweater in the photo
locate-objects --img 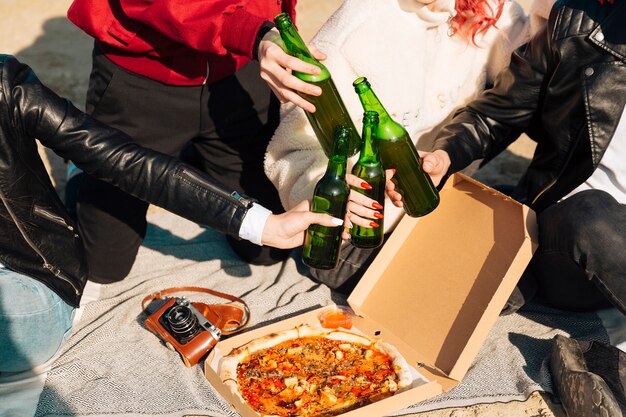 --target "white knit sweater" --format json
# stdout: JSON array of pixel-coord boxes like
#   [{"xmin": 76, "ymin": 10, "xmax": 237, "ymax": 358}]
[{"xmin": 265, "ymin": 0, "xmax": 529, "ymax": 230}]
